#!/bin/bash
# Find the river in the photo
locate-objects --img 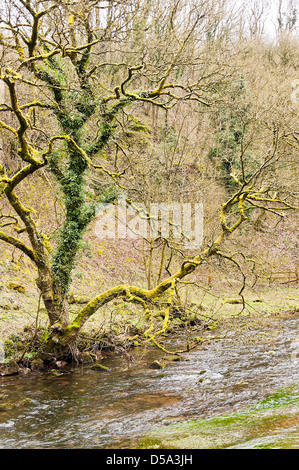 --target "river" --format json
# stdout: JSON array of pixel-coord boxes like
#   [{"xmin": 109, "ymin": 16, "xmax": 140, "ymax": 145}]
[{"xmin": 0, "ymin": 314, "xmax": 298, "ymax": 449}]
